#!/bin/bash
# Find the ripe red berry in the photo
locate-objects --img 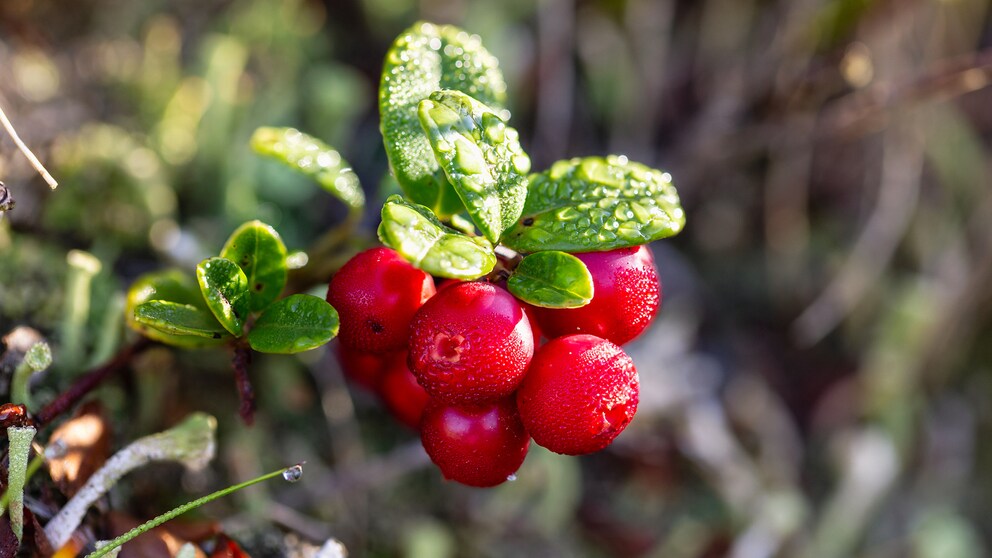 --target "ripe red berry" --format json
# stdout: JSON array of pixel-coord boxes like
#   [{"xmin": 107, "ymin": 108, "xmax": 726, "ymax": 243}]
[
  {"xmin": 408, "ymin": 281, "xmax": 534, "ymax": 404},
  {"xmin": 522, "ymin": 304, "xmax": 543, "ymax": 347},
  {"xmin": 335, "ymin": 342, "xmax": 392, "ymax": 391},
  {"xmin": 377, "ymin": 353, "xmax": 430, "ymax": 429},
  {"xmin": 327, "ymin": 247, "xmax": 436, "ymax": 353},
  {"xmin": 420, "ymin": 398, "xmax": 530, "ymax": 487},
  {"xmin": 517, "ymin": 334, "xmax": 639, "ymax": 455},
  {"xmin": 530, "ymin": 245, "xmax": 660, "ymax": 346}
]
